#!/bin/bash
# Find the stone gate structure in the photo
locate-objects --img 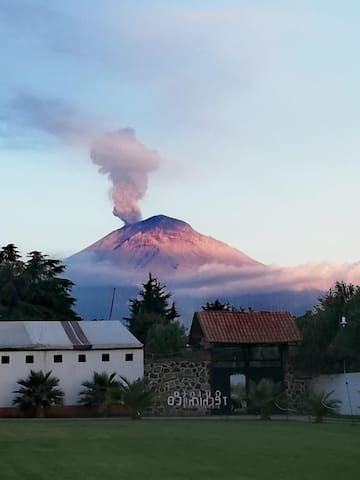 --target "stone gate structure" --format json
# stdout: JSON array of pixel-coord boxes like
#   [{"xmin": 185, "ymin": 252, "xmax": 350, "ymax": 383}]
[
  {"xmin": 145, "ymin": 354, "xmax": 212, "ymax": 416},
  {"xmin": 145, "ymin": 310, "xmax": 303, "ymax": 416}
]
